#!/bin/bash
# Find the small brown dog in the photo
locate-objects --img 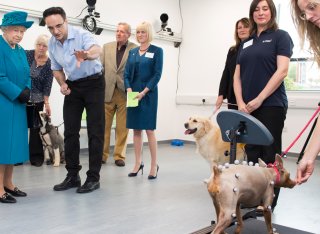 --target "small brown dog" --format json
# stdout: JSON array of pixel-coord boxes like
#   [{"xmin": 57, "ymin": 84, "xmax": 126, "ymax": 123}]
[
  {"xmin": 184, "ymin": 116, "xmax": 245, "ymax": 167},
  {"xmin": 207, "ymin": 155, "xmax": 296, "ymax": 234}
]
